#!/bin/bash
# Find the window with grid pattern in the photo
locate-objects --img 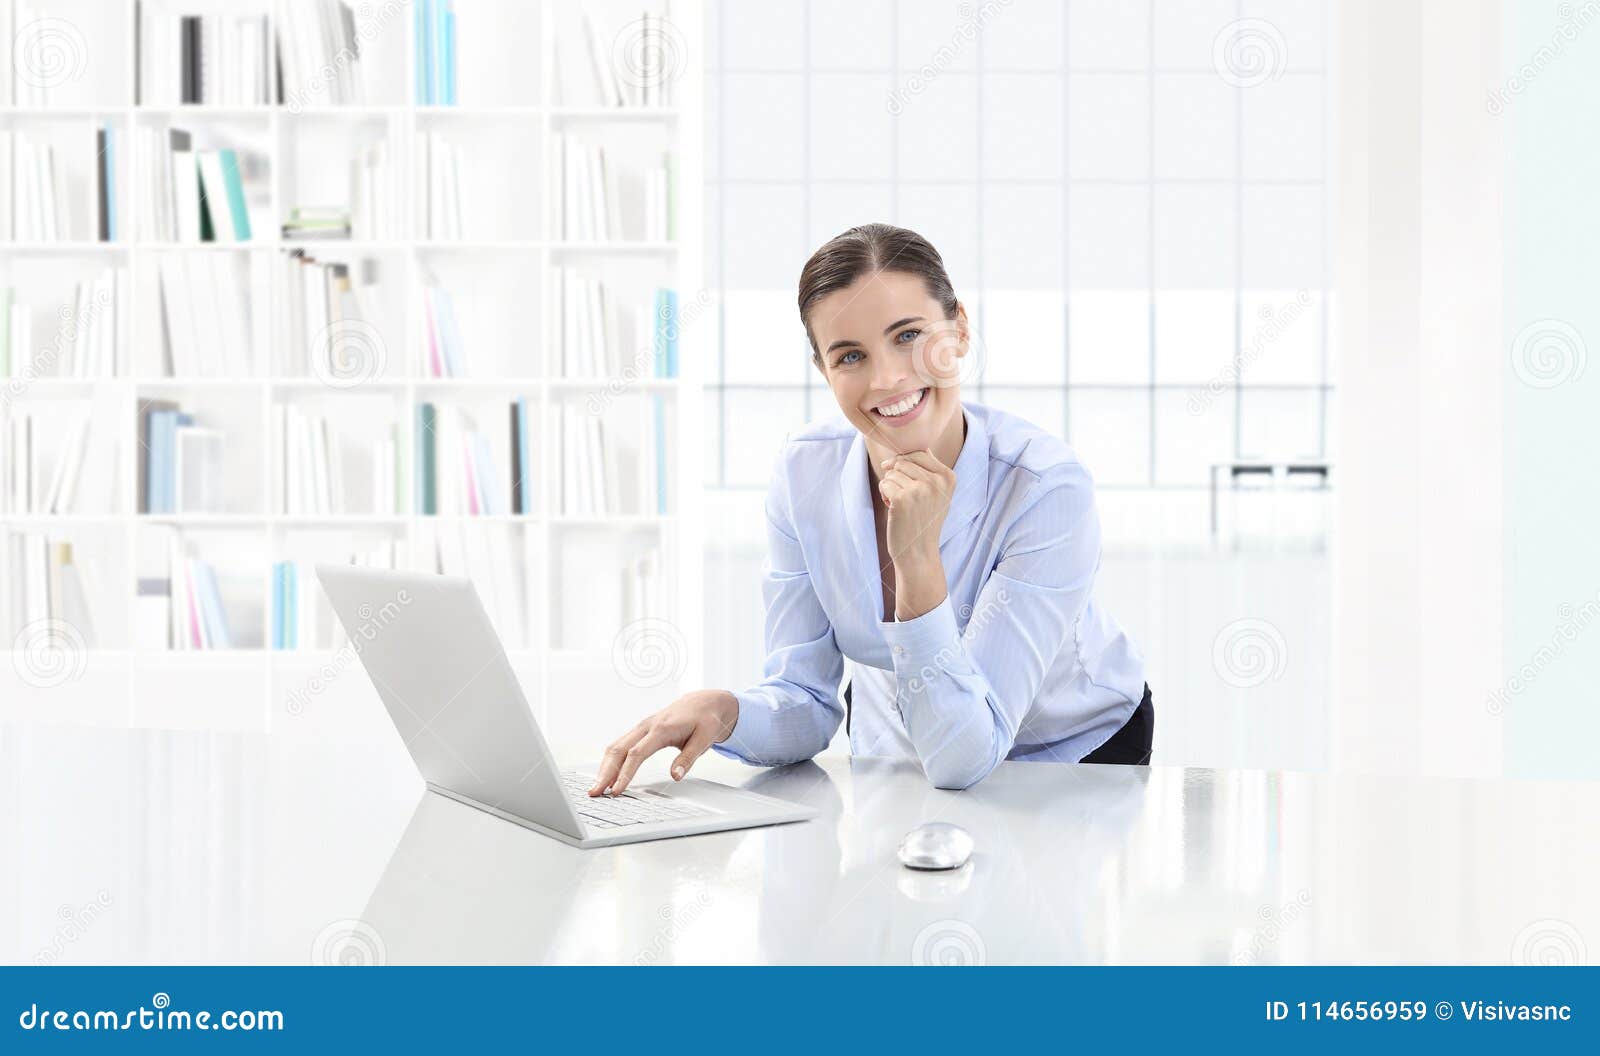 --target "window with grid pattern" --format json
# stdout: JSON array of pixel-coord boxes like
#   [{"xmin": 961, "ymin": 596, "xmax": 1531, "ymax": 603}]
[{"xmin": 703, "ymin": 0, "xmax": 1333, "ymax": 517}]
